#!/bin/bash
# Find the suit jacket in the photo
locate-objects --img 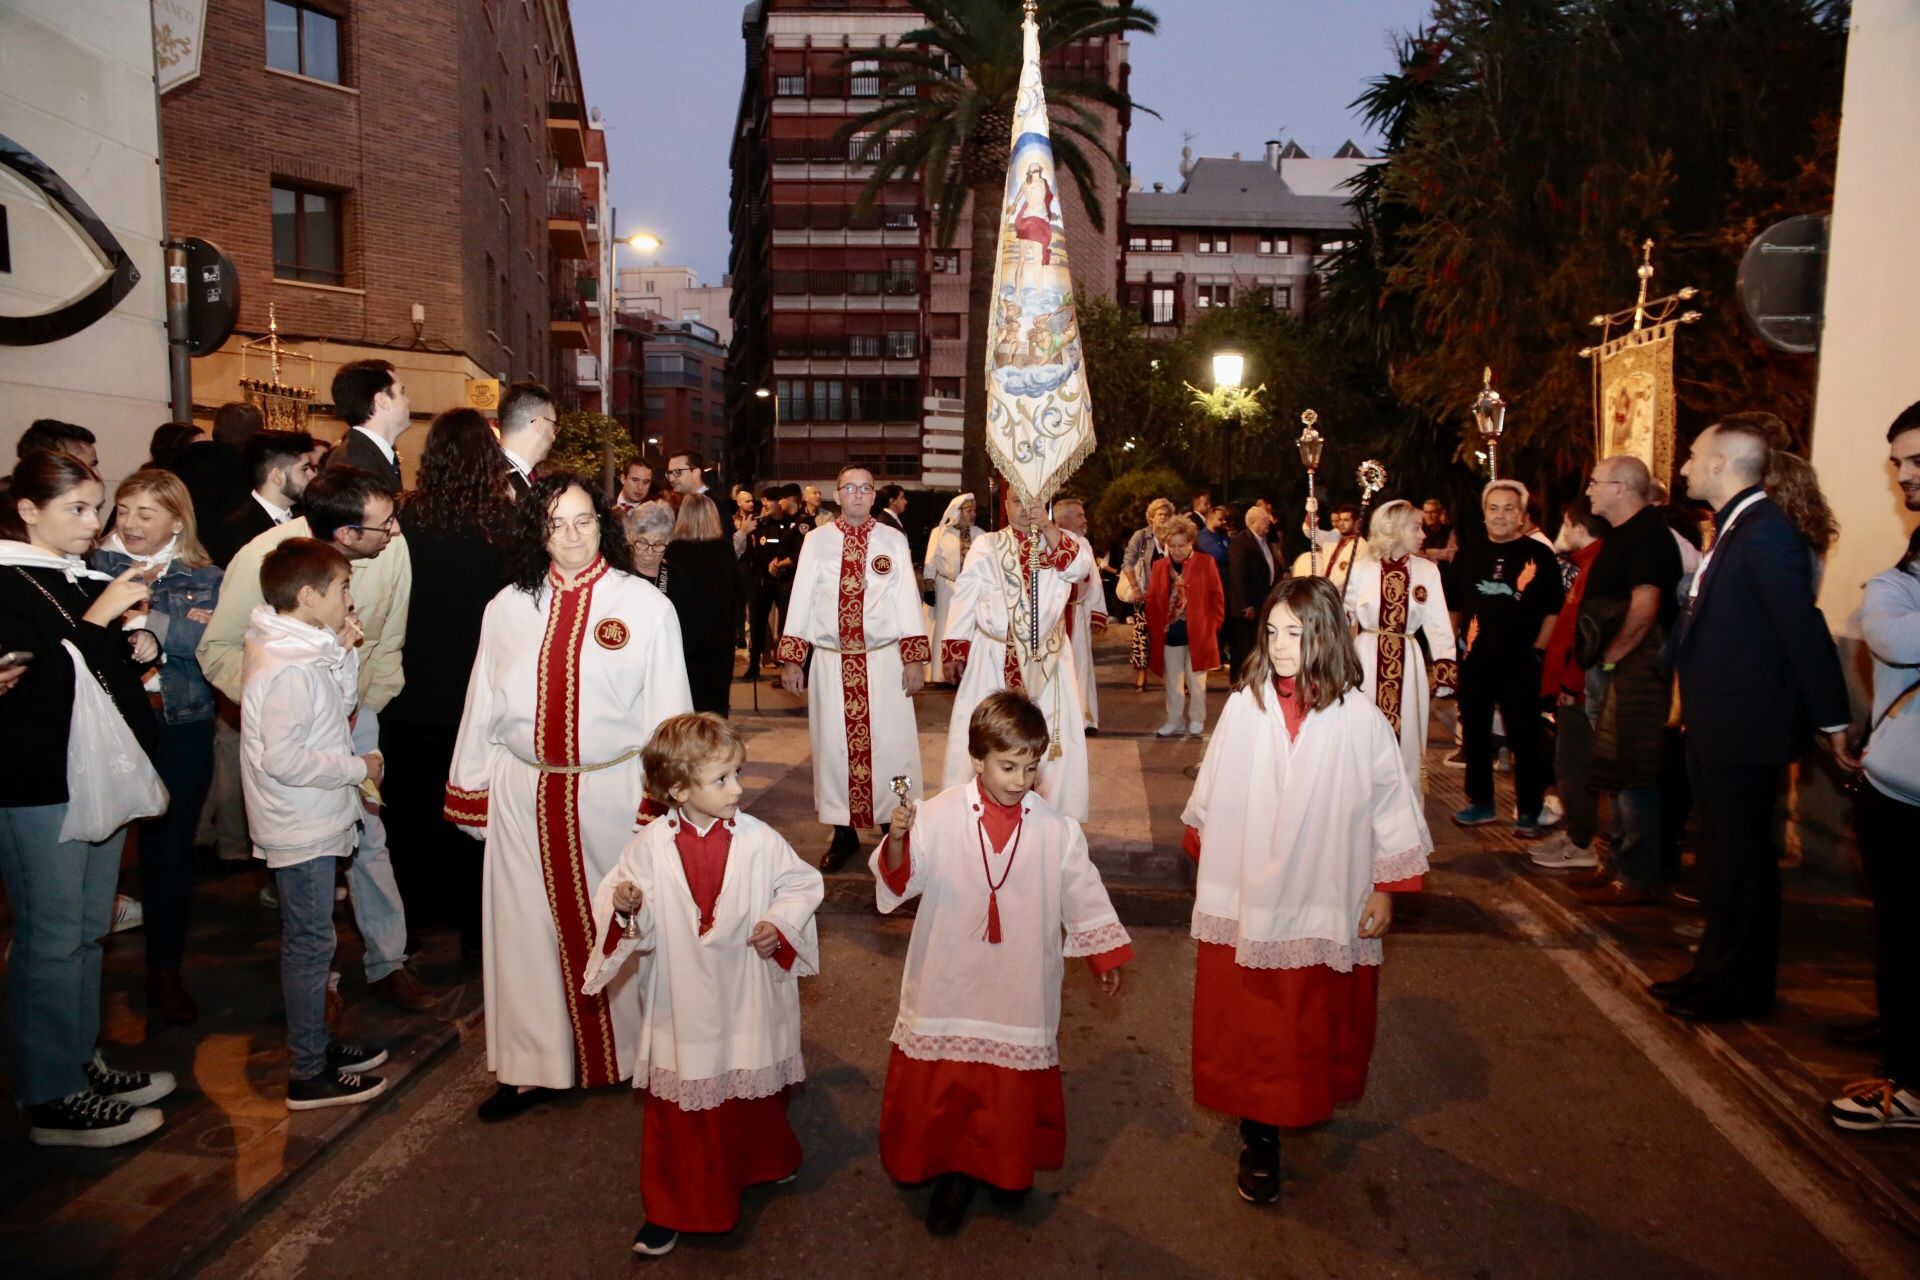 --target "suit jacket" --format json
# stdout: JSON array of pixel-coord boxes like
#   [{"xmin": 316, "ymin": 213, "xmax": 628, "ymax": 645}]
[
  {"xmin": 506, "ymin": 467, "xmax": 532, "ymax": 500},
  {"xmin": 208, "ymin": 496, "xmax": 280, "ymax": 569},
  {"xmin": 1226, "ymin": 529, "xmax": 1277, "ymax": 617},
  {"xmin": 329, "ymin": 427, "xmax": 404, "ymax": 492},
  {"xmin": 1672, "ymin": 492, "xmax": 1848, "ymax": 768},
  {"xmin": 168, "ymin": 439, "xmax": 249, "ymax": 532},
  {"xmin": 878, "ymin": 509, "xmax": 906, "ymax": 534}
]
